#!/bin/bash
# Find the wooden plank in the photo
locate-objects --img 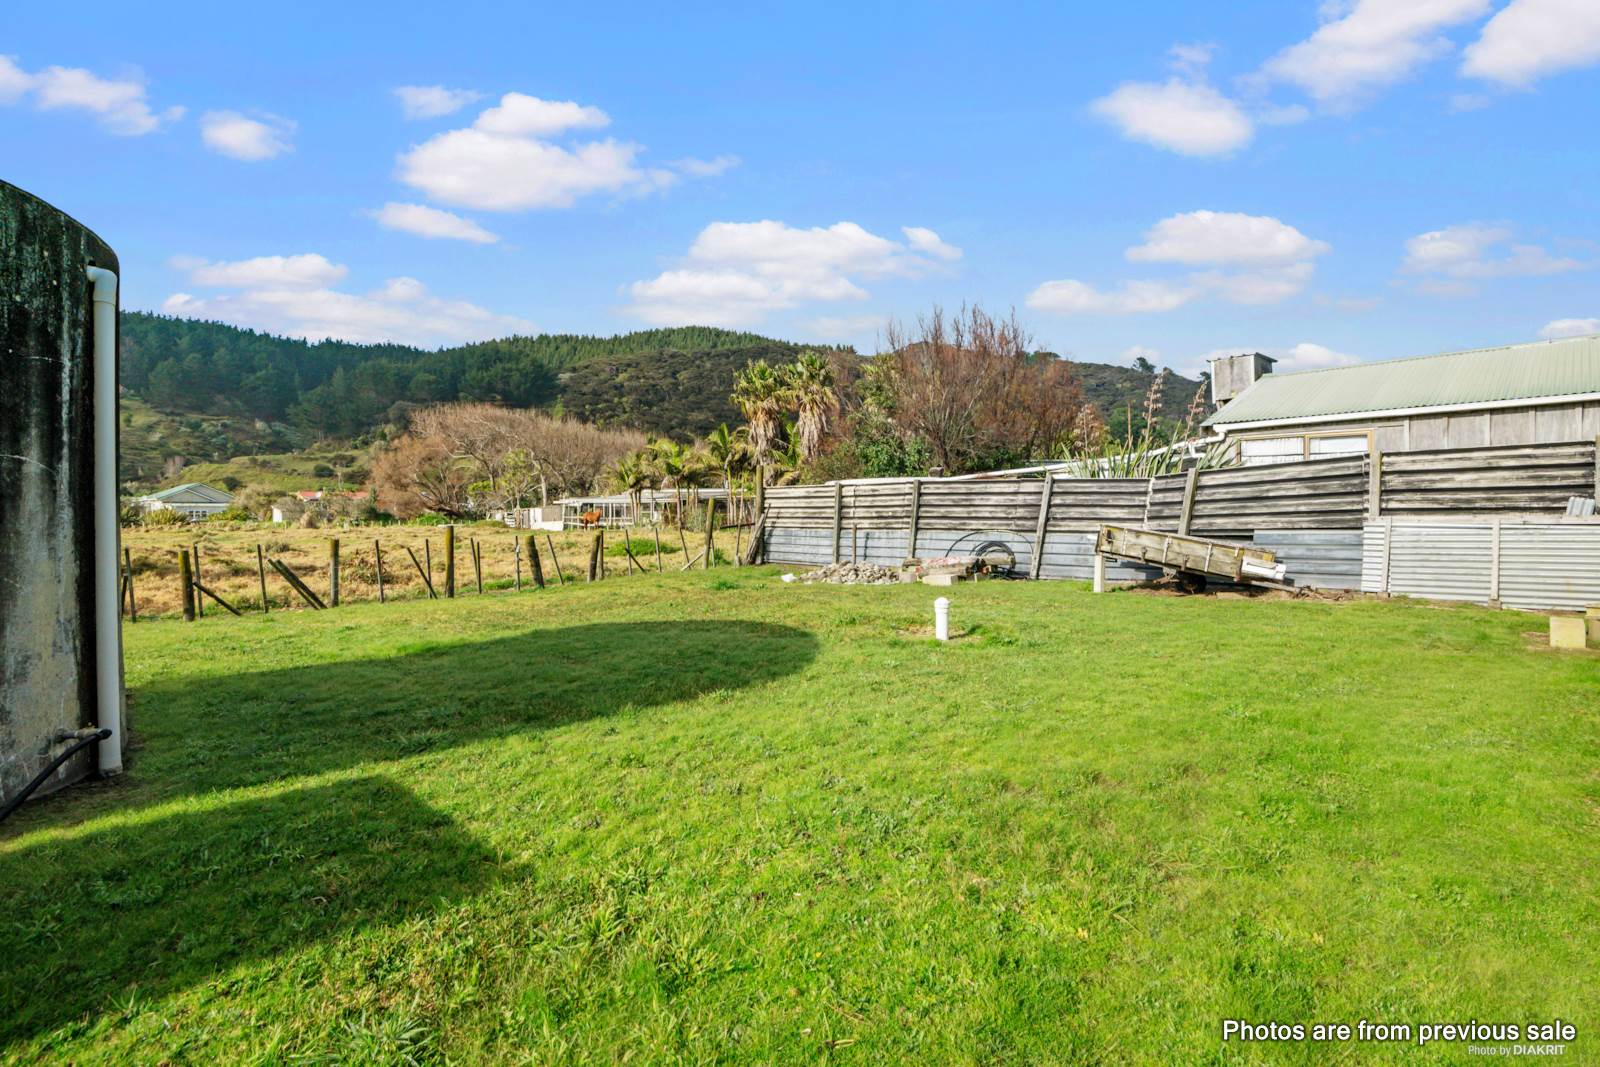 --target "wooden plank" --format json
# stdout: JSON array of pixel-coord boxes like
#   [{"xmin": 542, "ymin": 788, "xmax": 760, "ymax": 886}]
[
  {"xmin": 178, "ymin": 548, "xmax": 194, "ymax": 622},
  {"xmin": 1029, "ymin": 475, "xmax": 1055, "ymax": 579},
  {"xmin": 374, "ymin": 540, "xmax": 386, "ymax": 602},
  {"xmin": 832, "ymin": 482, "xmax": 844, "ymax": 564},
  {"xmin": 1368, "ymin": 450, "xmax": 1382, "ymax": 521},
  {"xmin": 1177, "ymin": 466, "xmax": 1199, "ymax": 536},
  {"xmin": 256, "ymin": 544, "xmax": 268, "ymax": 613}
]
